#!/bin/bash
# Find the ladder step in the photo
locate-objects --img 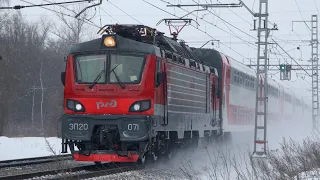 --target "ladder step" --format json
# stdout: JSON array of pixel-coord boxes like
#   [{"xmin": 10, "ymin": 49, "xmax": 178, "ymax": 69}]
[
  {"xmin": 256, "ymin": 126, "xmax": 265, "ymax": 129},
  {"xmin": 253, "ymin": 151, "xmax": 267, "ymax": 156},
  {"xmin": 257, "ymin": 112, "xmax": 265, "ymax": 115},
  {"xmin": 255, "ymin": 140, "xmax": 267, "ymax": 144},
  {"xmin": 256, "ymin": 42, "xmax": 267, "ymax": 45},
  {"xmin": 258, "ymin": 97, "xmax": 266, "ymax": 101}
]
